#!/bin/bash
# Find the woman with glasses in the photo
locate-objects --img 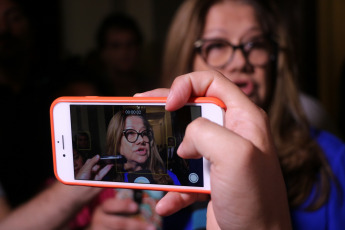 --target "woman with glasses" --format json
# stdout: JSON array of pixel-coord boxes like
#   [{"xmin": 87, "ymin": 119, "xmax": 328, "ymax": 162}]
[
  {"xmin": 143, "ymin": 0, "xmax": 345, "ymax": 229},
  {"xmin": 76, "ymin": 110, "xmax": 180, "ymax": 186},
  {"xmin": 105, "ymin": 110, "xmax": 180, "ymax": 185}
]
